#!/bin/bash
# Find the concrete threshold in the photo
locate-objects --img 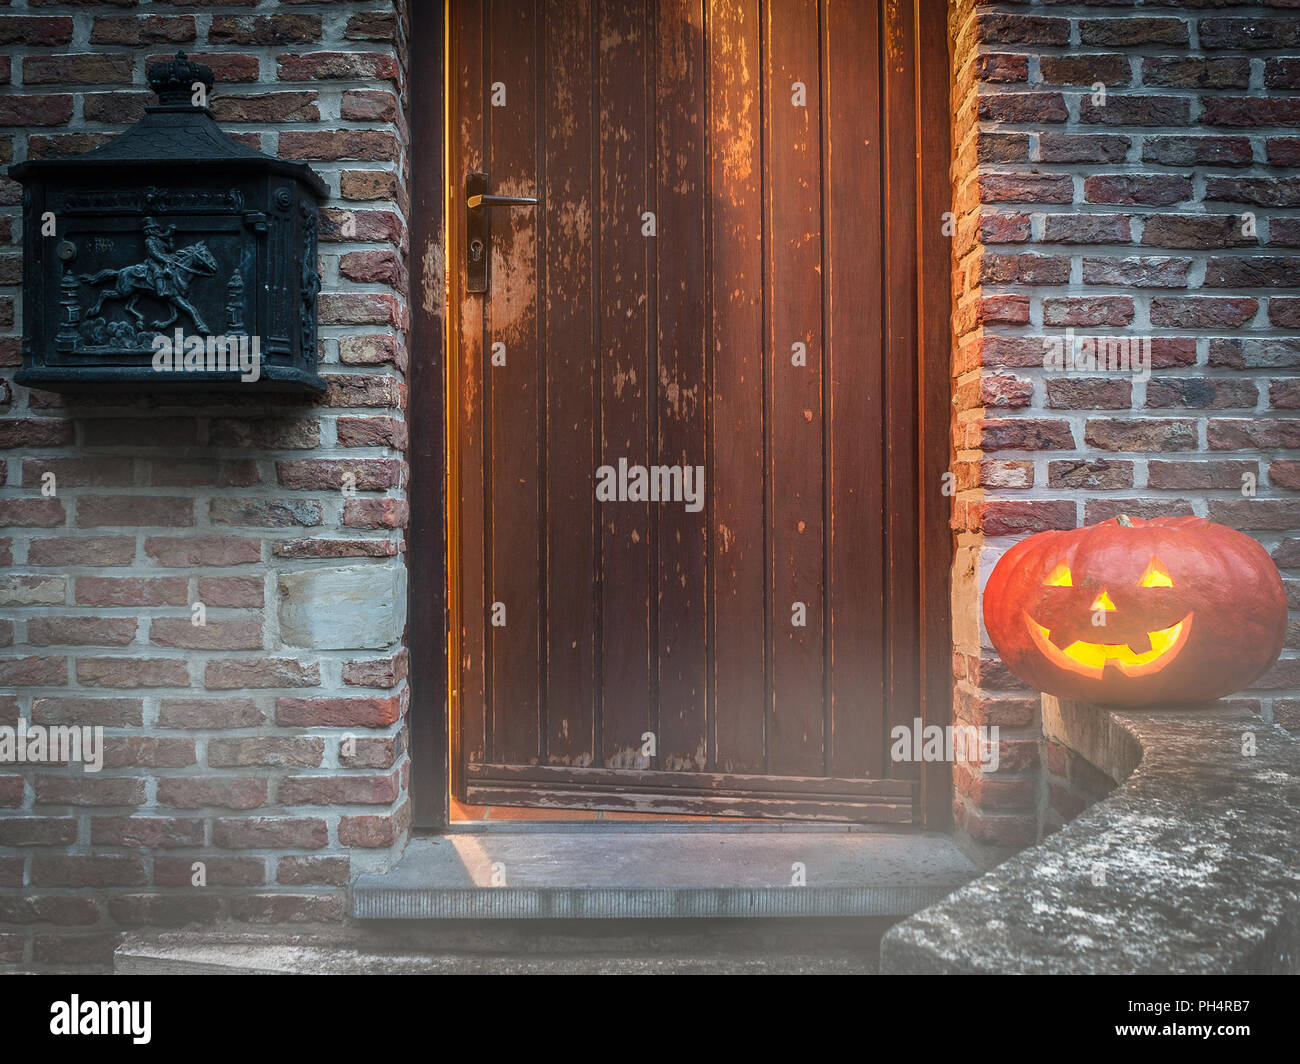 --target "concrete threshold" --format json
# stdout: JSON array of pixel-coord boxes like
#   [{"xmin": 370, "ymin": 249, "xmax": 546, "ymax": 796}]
[{"xmin": 352, "ymin": 827, "xmax": 978, "ymax": 920}]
